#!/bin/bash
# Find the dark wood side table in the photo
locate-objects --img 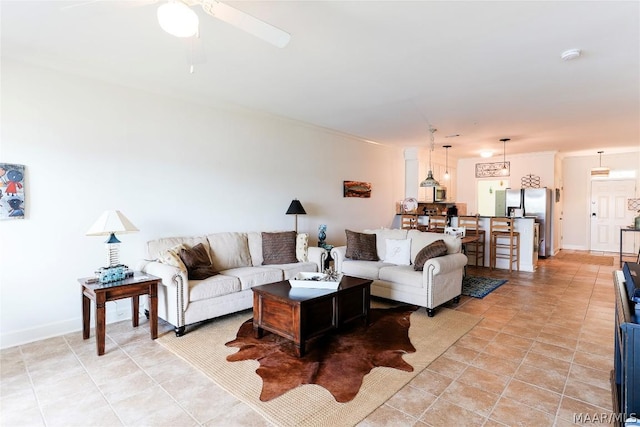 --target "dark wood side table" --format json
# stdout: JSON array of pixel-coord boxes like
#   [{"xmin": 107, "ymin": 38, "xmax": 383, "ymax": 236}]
[{"xmin": 79, "ymin": 272, "xmax": 160, "ymax": 356}]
